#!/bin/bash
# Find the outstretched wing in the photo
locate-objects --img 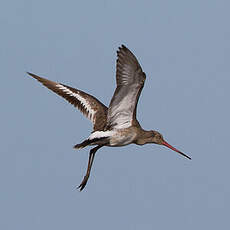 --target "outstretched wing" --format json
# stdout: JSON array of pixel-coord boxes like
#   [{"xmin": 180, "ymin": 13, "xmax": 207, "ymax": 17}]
[
  {"xmin": 27, "ymin": 72, "xmax": 107, "ymax": 131},
  {"xmin": 106, "ymin": 45, "xmax": 146, "ymax": 129}
]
